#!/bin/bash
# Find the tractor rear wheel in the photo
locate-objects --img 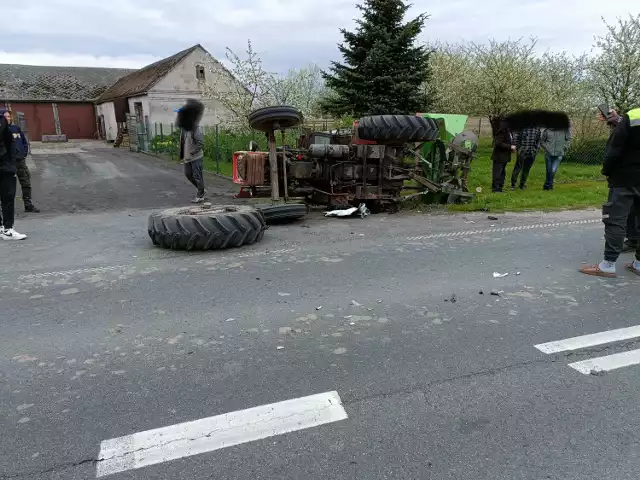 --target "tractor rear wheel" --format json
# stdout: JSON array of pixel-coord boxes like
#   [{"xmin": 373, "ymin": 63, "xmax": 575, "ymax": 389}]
[
  {"xmin": 248, "ymin": 106, "xmax": 303, "ymax": 132},
  {"xmin": 148, "ymin": 205, "xmax": 266, "ymax": 250},
  {"xmin": 357, "ymin": 115, "xmax": 439, "ymax": 143}
]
